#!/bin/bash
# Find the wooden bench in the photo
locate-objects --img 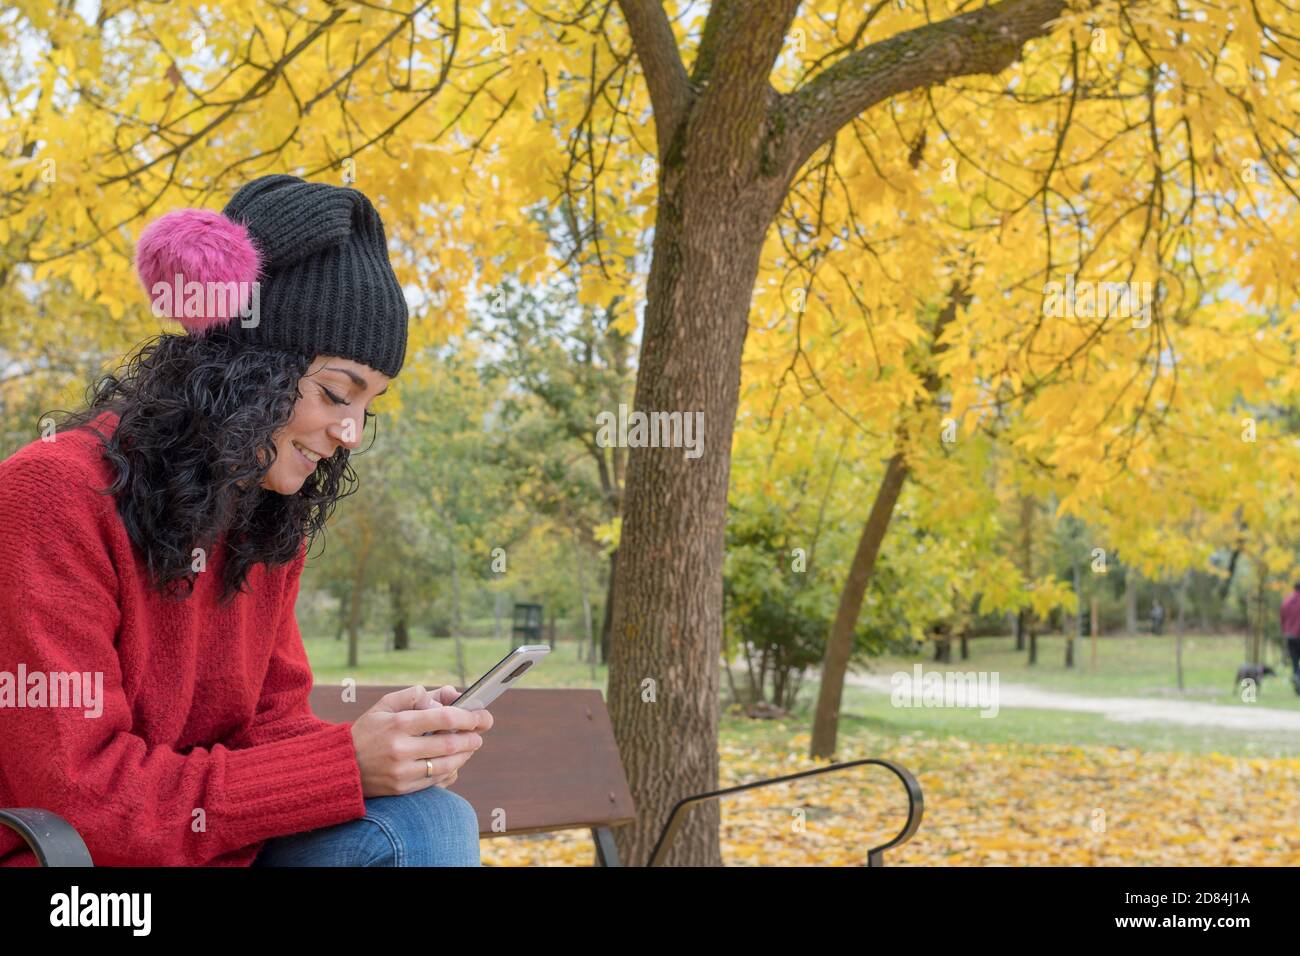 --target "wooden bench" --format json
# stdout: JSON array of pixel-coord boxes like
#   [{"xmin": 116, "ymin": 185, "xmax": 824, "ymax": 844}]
[
  {"xmin": 310, "ymin": 685, "xmax": 637, "ymax": 864},
  {"xmin": 1, "ymin": 684, "xmax": 924, "ymax": 866}
]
